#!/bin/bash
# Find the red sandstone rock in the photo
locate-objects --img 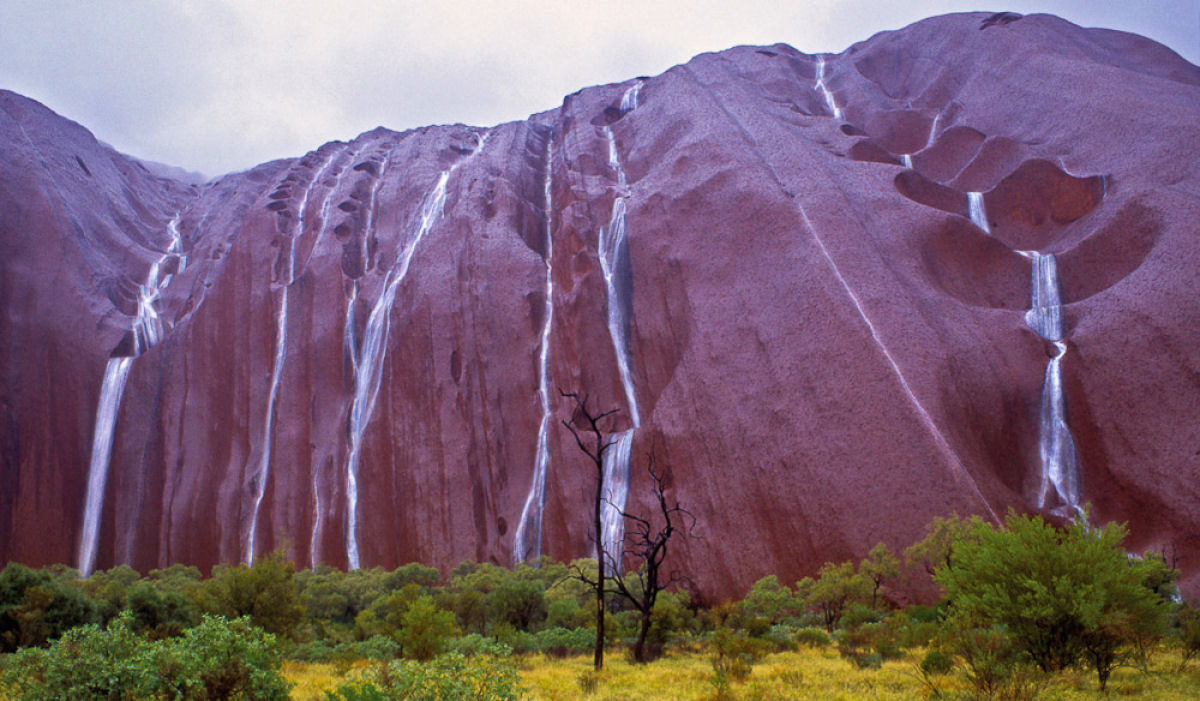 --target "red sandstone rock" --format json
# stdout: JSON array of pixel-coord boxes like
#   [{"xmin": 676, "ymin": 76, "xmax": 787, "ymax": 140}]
[{"xmin": 1, "ymin": 11, "xmax": 1198, "ymax": 599}]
